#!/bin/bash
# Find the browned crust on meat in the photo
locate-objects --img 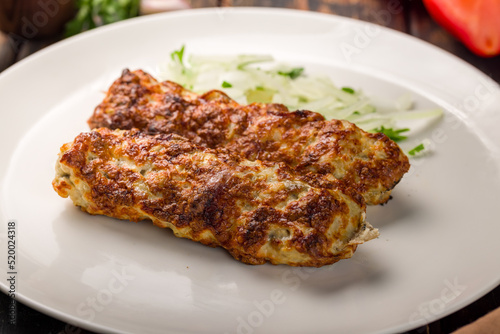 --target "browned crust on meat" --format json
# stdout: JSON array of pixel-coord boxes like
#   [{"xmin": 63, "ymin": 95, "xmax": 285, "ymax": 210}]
[
  {"xmin": 53, "ymin": 128, "xmax": 378, "ymax": 267},
  {"xmin": 88, "ymin": 69, "xmax": 410, "ymax": 205}
]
